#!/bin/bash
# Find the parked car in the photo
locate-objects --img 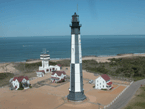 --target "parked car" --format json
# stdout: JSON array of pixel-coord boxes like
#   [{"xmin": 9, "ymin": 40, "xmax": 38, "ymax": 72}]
[{"xmin": 89, "ymin": 80, "xmax": 93, "ymax": 84}]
